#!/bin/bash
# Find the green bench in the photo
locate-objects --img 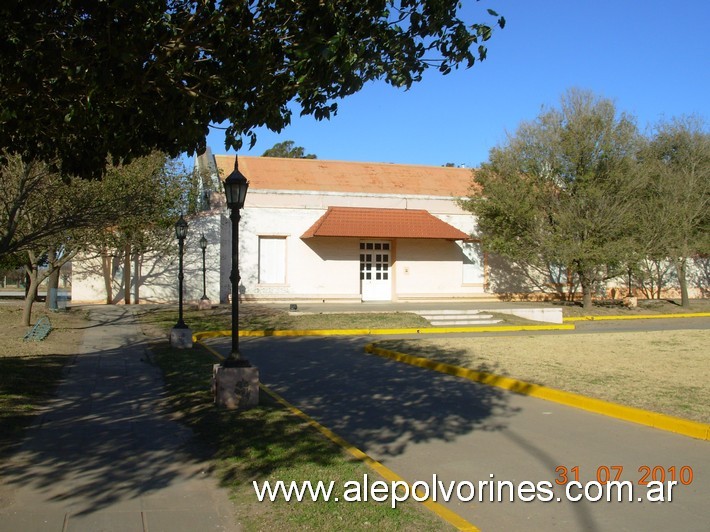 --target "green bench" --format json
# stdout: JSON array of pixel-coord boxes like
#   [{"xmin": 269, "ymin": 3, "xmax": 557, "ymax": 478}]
[{"xmin": 24, "ymin": 316, "xmax": 52, "ymax": 342}]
